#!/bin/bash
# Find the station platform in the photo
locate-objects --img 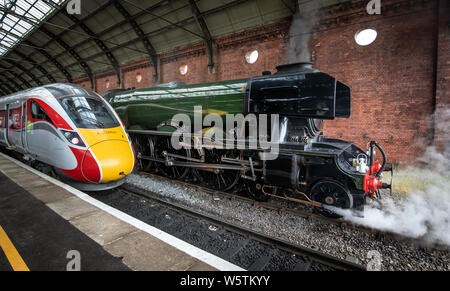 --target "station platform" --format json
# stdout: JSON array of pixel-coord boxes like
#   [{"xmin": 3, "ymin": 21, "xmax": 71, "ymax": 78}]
[{"xmin": 0, "ymin": 153, "xmax": 241, "ymax": 271}]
